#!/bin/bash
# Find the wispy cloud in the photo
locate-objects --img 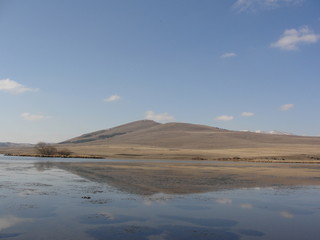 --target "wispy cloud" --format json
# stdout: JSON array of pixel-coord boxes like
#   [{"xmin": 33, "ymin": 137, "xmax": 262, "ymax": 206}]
[
  {"xmin": 221, "ymin": 52, "xmax": 237, "ymax": 58},
  {"xmin": 241, "ymin": 112, "xmax": 254, "ymax": 117},
  {"xmin": 0, "ymin": 78, "xmax": 38, "ymax": 94},
  {"xmin": 233, "ymin": 0, "xmax": 303, "ymax": 12},
  {"xmin": 21, "ymin": 112, "xmax": 51, "ymax": 121},
  {"xmin": 271, "ymin": 26, "xmax": 320, "ymax": 51},
  {"xmin": 145, "ymin": 111, "xmax": 175, "ymax": 123},
  {"xmin": 215, "ymin": 115, "xmax": 234, "ymax": 121},
  {"xmin": 280, "ymin": 104, "xmax": 294, "ymax": 111},
  {"xmin": 104, "ymin": 94, "xmax": 121, "ymax": 102}
]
